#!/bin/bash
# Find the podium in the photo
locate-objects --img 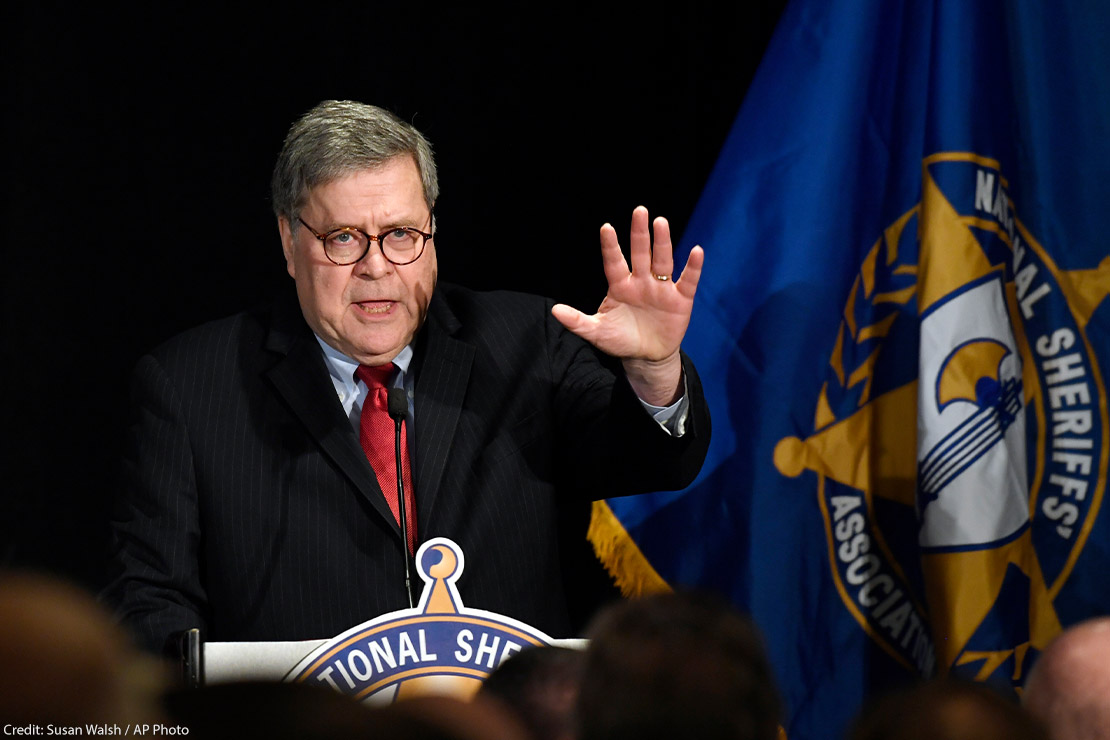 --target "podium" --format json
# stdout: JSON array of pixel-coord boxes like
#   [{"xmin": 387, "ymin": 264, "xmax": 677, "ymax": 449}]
[
  {"xmin": 177, "ymin": 538, "xmax": 586, "ymax": 702},
  {"xmin": 179, "ymin": 630, "xmax": 326, "ymax": 687}
]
